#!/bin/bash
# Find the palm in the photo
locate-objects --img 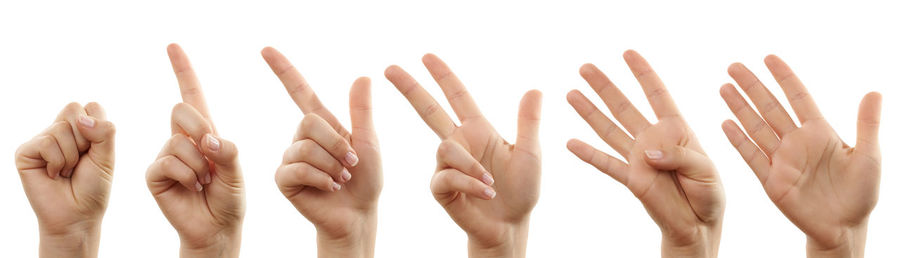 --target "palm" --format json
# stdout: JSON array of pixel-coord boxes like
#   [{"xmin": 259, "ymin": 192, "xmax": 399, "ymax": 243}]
[
  {"xmin": 21, "ymin": 155, "xmax": 112, "ymax": 232},
  {"xmin": 262, "ymin": 47, "xmax": 383, "ymax": 239},
  {"xmin": 442, "ymin": 120, "xmax": 540, "ymax": 242},
  {"xmin": 624, "ymin": 119, "xmax": 721, "ymax": 235},
  {"xmin": 287, "ymin": 133, "xmax": 383, "ymax": 235},
  {"xmin": 151, "ymin": 174, "xmax": 244, "ymax": 241},
  {"xmin": 567, "ymin": 52, "xmax": 723, "ymax": 247},
  {"xmin": 17, "ymin": 105, "xmax": 115, "ymax": 235},
  {"xmin": 147, "ymin": 43, "xmax": 246, "ymax": 249},
  {"xmin": 764, "ymin": 120, "xmax": 878, "ymax": 245},
  {"xmin": 384, "ymin": 54, "xmax": 543, "ymax": 247},
  {"xmin": 720, "ymin": 56, "xmax": 882, "ymax": 250}
]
